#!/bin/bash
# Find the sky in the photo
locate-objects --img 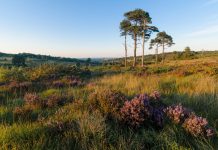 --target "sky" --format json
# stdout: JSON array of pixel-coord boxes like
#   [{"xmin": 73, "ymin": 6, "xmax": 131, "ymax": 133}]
[{"xmin": 0, "ymin": 0, "xmax": 218, "ymax": 58}]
